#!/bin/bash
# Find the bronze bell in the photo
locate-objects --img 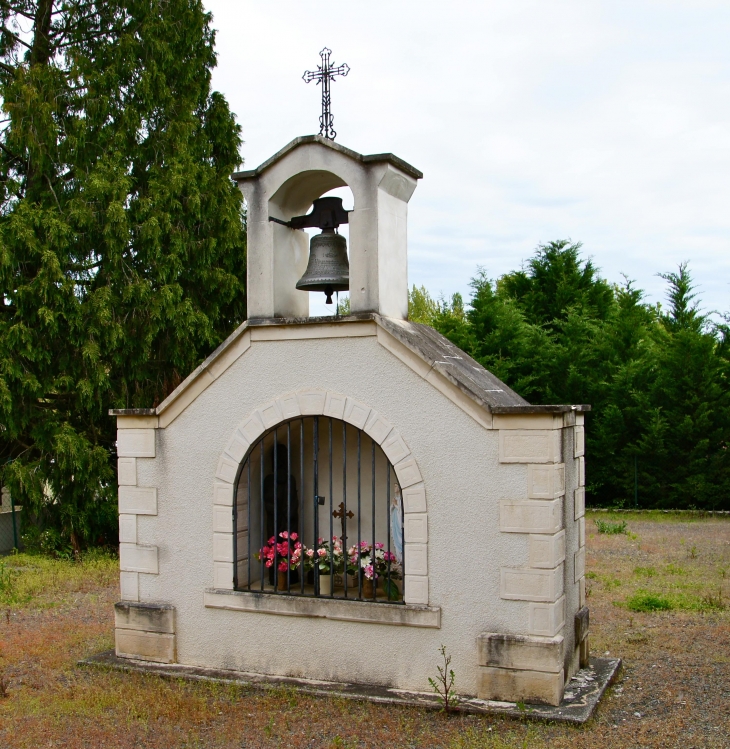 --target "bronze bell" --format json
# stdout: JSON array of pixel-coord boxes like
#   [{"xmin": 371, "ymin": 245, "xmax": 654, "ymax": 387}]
[{"xmin": 296, "ymin": 229, "xmax": 350, "ymax": 303}]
